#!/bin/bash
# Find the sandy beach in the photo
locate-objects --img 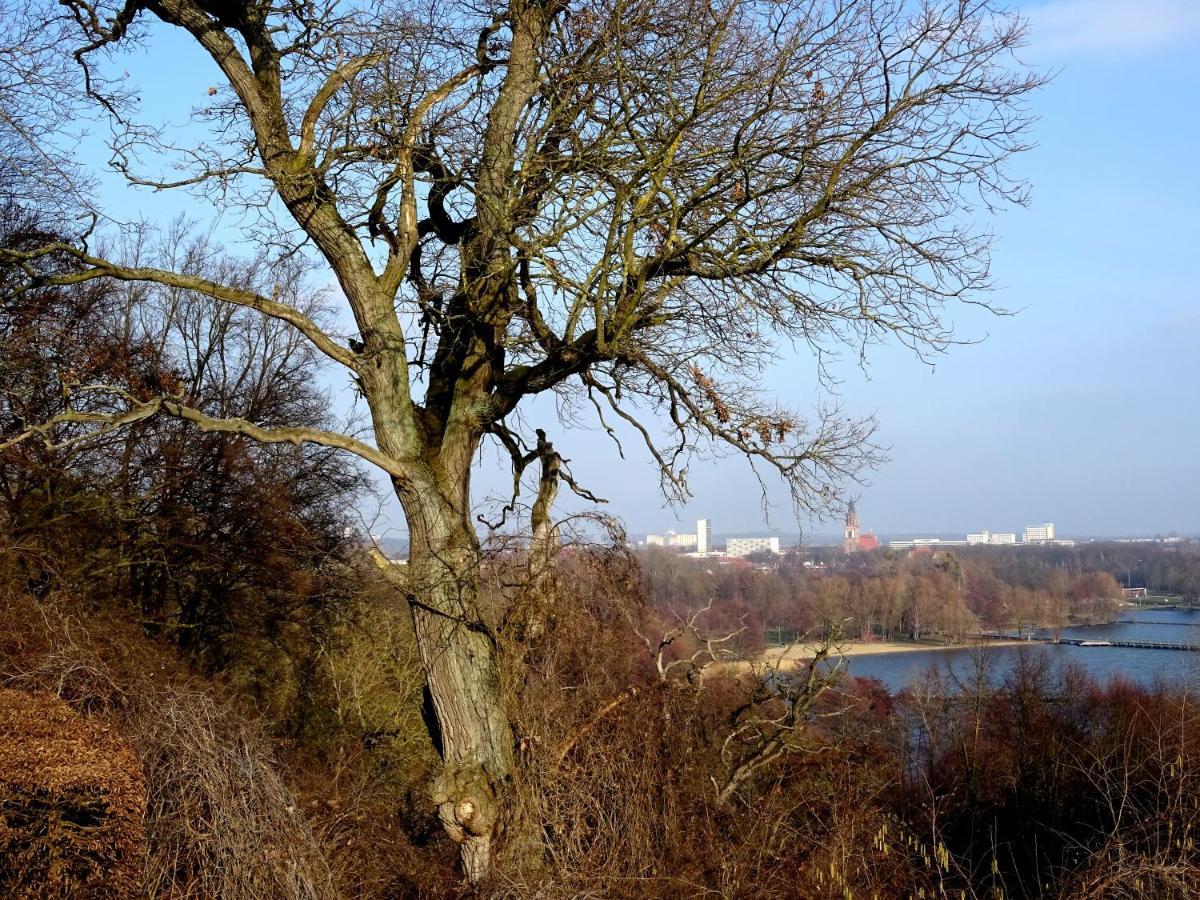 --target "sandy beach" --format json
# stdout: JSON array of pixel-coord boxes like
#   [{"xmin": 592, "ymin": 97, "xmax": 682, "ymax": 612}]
[
  {"xmin": 764, "ymin": 638, "xmax": 1026, "ymax": 663},
  {"xmin": 706, "ymin": 638, "xmax": 1029, "ymax": 675}
]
